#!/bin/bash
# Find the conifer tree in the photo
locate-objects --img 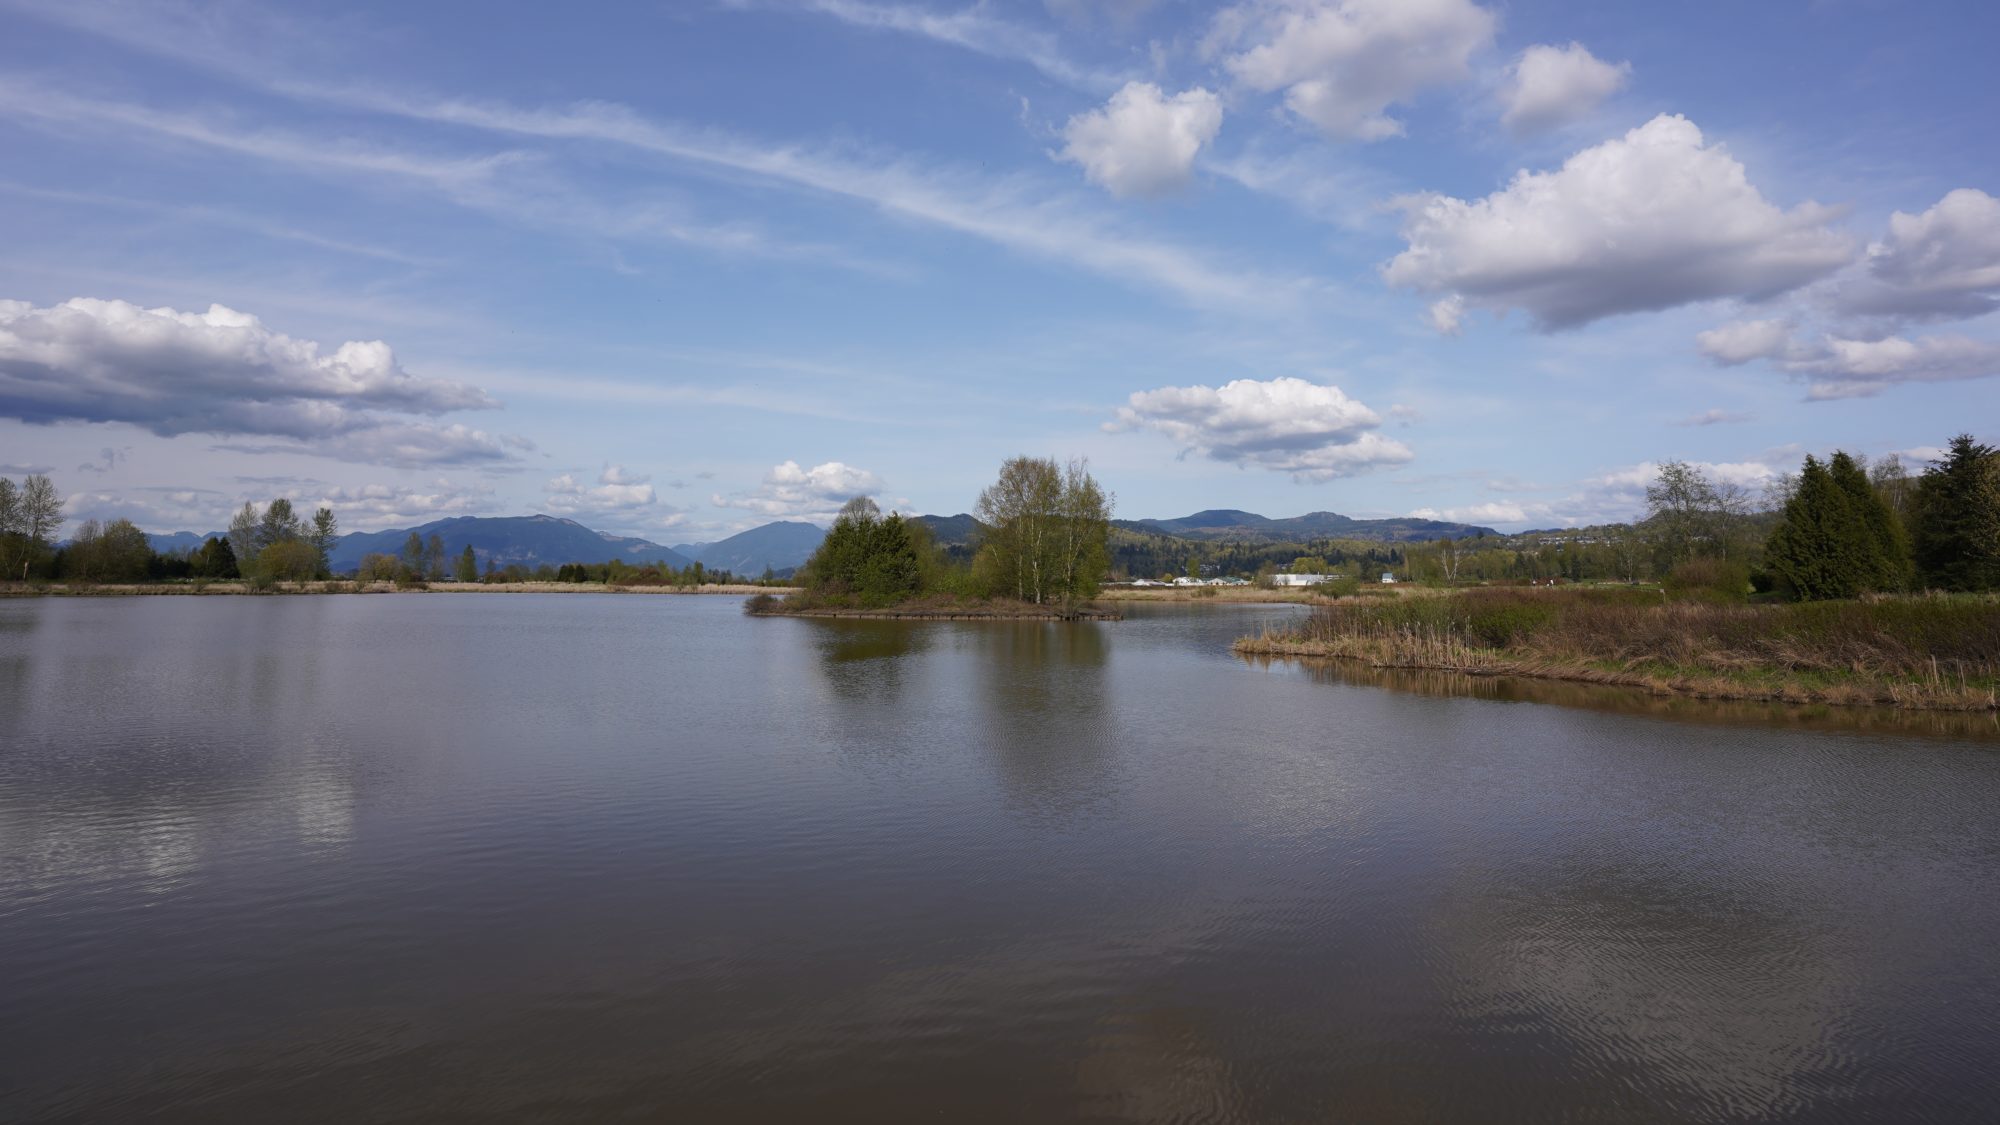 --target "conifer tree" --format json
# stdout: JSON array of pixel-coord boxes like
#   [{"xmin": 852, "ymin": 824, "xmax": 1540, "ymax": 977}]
[
  {"xmin": 1911, "ymin": 434, "xmax": 2000, "ymax": 591},
  {"xmin": 1766, "ymin": 456, "xmax": 1865, "ymax": 600},
  {"xmin": 1828, "ymin": 451, "xmax": 1911, "ymax": 592}
]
